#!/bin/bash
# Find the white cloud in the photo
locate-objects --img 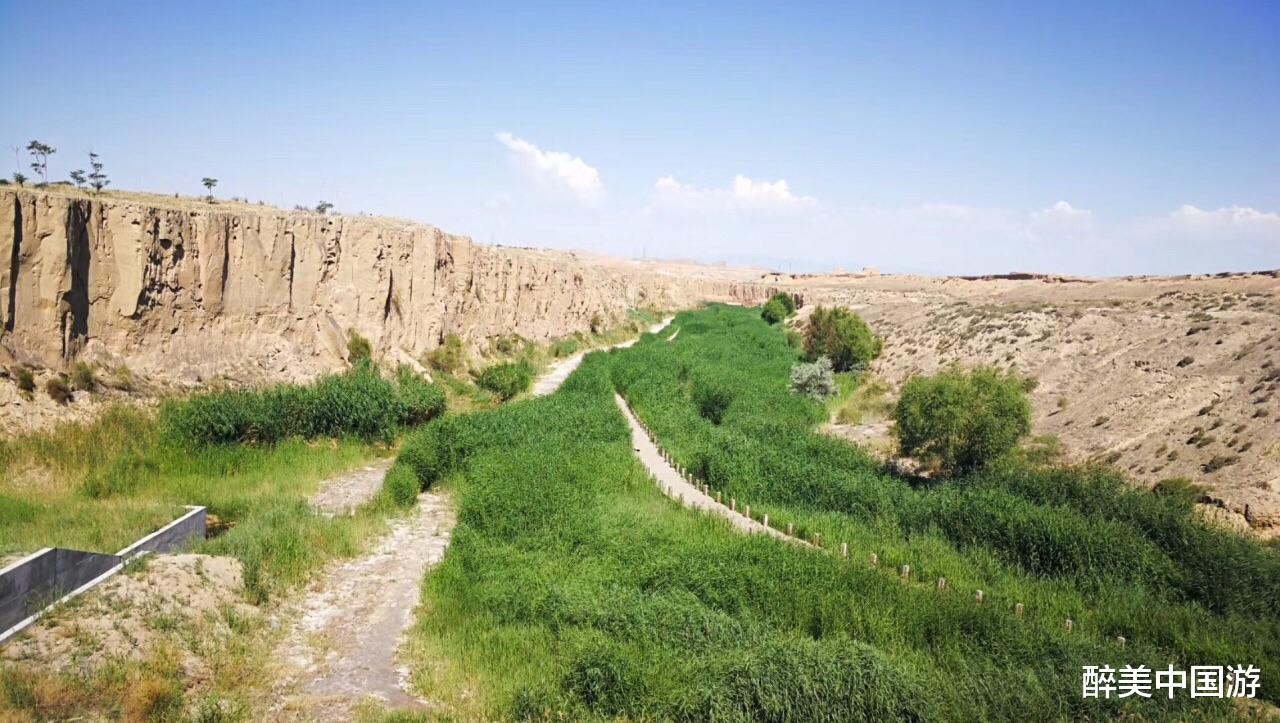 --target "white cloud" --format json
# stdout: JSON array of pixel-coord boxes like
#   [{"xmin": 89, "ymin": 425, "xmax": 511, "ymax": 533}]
[
  {"xmin": 650, "ymin": 174, "xmax": 816, "ymax": 214},
  {"xmin": 1031, "ymin": 200, "xmax": 1093, "ymax": 224},
  {"xmin": 496, "ymin": 132, "xmax": 604, "ymax": 203},
  {"xmin": 1166, "ymin": 205, "xmax": 1280, "ymax": 237}
]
